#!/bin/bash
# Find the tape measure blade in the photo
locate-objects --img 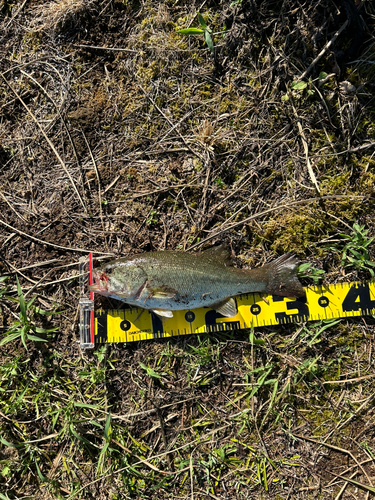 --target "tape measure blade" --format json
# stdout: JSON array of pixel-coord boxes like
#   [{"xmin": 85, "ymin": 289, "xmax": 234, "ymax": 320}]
[{"xmin": 92, "ymin": 280, "xmax": 375, "ymax": 343}]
